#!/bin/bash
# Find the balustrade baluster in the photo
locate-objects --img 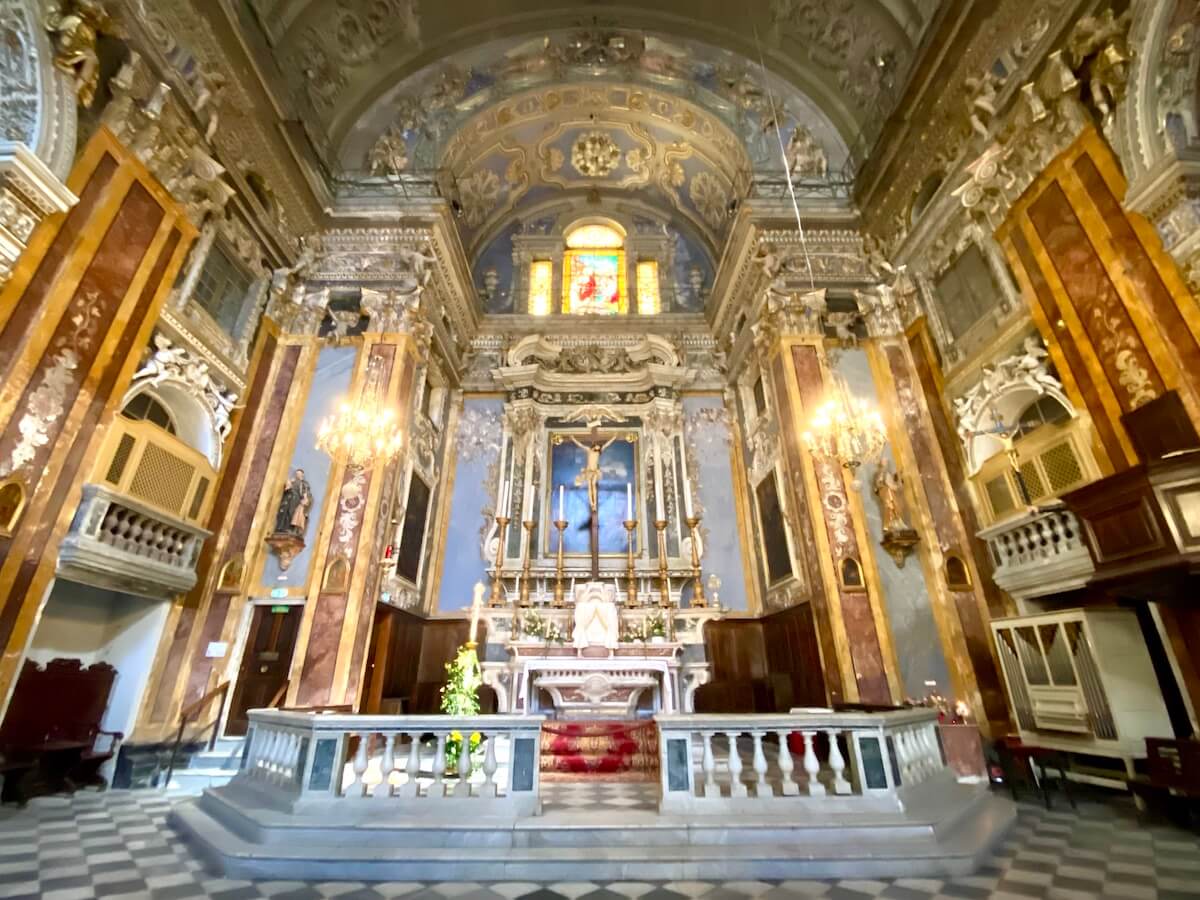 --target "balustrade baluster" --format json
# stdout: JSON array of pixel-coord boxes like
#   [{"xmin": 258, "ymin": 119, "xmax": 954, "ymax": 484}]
[
  {"xmin": 432, "ymin": 733, "xmax": 447, "ymax": 799},
  {"xmin": 402, "ymin": 732, "xmax": 421, "ymax": 798},
  {"xmin": 776, "ymin": 730, "xmax": 798, "ymax": 796},
  {"xmin": 377, "ymin": 733, "xmax": 396, "ymax": 800},
  {"xmin": 750, "ymin": 730, "xmax": 768, "ymax": 796},
  {"xmin": 482, "ymin": 733, "xmax": 499, "ymax": 798},
  {"xmin": 725, "ymin": 731, "xmax": 746, "ymax": 797},
  {"xmin": 802, "ymin": 730, "xmax": 825, "ymax": 796},
  {"xmin": 353, "ymin": 732, "xmax": 370, "ymax": 797},
  {"xmin": 825, "ymin": 729, "xmax": 851, "ymax": 794},
  {"xmin": 701, "ymin": 732, "xmax": 717, "ymax": 797},
  {"xmin": 265, "ymin": 731, "xmax": 281, "ymax": 782},
  {"xmin": 455, "ymin": 731, "xmax": 472, "ymax": 797}
]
